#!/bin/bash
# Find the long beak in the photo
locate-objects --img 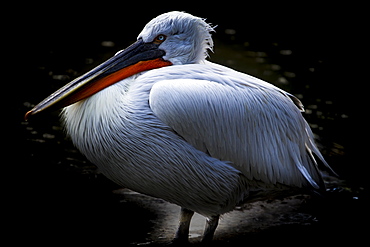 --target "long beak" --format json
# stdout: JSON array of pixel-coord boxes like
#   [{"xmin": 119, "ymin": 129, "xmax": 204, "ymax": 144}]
[{"xmin": 25, "ymin": 39, "xmax": 172, "ymax": 120}]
